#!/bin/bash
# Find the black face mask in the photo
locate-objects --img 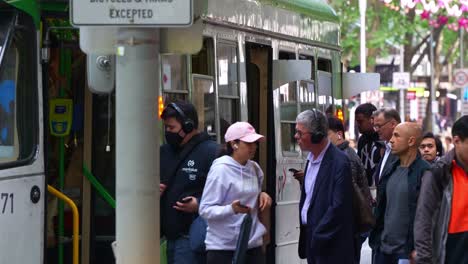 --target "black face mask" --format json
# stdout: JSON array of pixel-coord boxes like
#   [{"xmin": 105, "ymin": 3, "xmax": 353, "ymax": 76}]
[{"xmin": 165, "ymin": 130, "xmax": 184, "ymax": 147}]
